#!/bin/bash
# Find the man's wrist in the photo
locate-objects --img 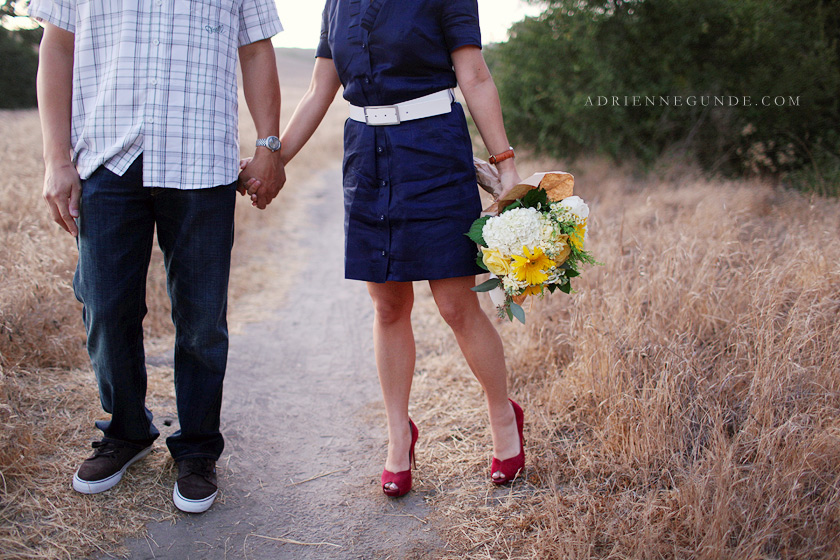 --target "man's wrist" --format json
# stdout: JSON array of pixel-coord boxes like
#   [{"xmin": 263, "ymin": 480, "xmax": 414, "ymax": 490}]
[
  {"xmin": 43, "ymin": 147, "xmax": 73, "ymax": 168},
  {"xmin": 254, "ymin": 146, "xmax": 283, "ymax": 158}
]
